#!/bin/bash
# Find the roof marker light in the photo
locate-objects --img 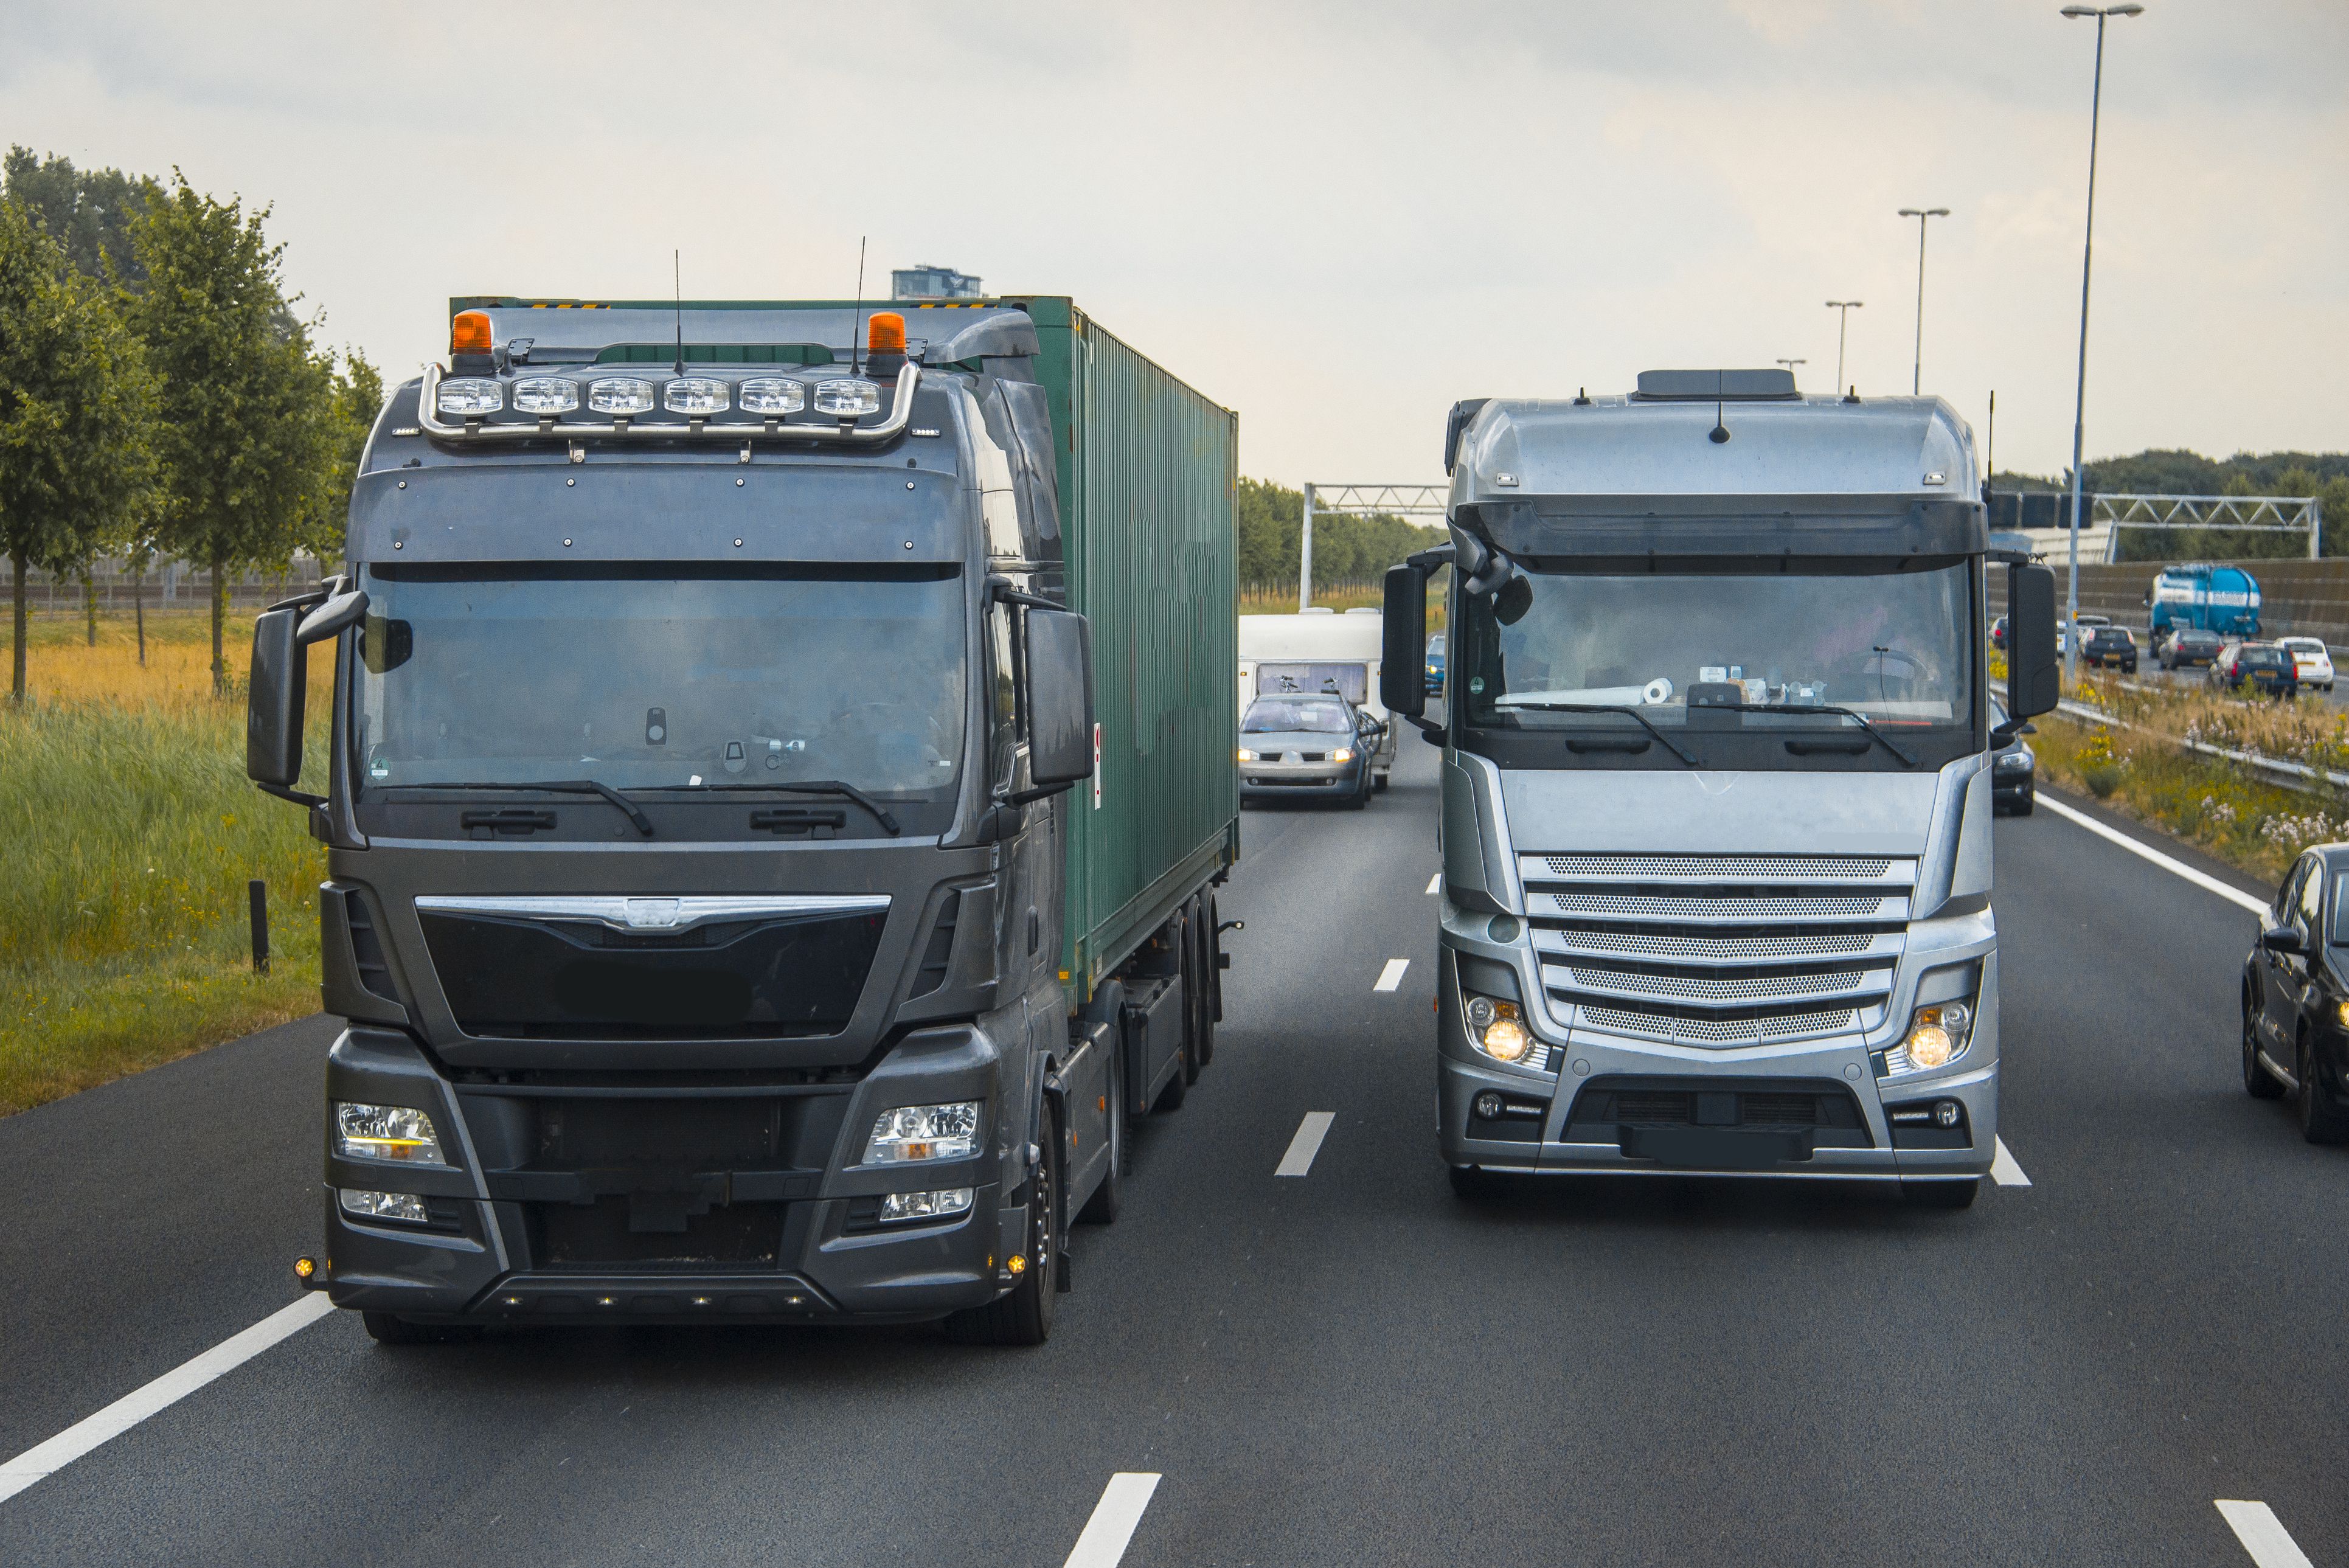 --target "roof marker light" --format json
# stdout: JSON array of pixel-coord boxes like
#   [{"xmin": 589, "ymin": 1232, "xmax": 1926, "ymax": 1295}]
[{"xmin": 449, "ymin": 310, "xmax": 493, "ymax": 356}]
